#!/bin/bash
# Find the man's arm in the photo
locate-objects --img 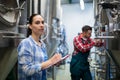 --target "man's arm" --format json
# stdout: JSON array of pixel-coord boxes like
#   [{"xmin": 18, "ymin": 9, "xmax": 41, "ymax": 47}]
[{"xmin": 74, "ymin": 37, "xmax": 95, "ymax": 53}]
